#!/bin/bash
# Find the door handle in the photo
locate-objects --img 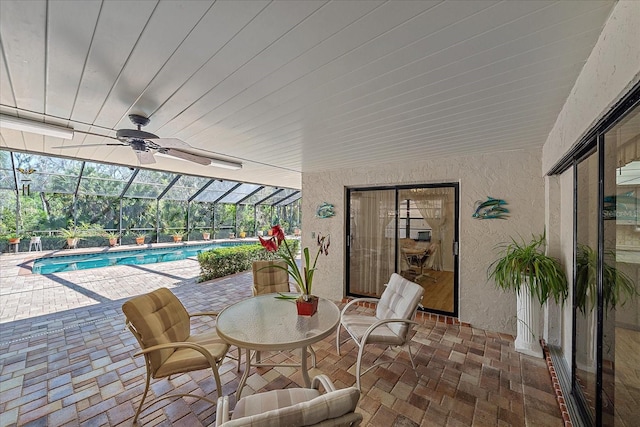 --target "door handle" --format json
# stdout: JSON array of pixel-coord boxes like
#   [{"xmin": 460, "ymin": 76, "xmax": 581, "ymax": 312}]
[{"xmin": 453, "ymin": 241, "xmax": 459, "ymax": 256}]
